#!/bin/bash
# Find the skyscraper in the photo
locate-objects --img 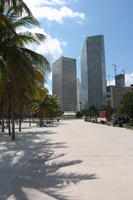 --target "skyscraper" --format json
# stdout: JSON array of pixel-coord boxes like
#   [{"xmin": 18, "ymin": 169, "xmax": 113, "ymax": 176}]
[
  {"xmin": 81, "ymin": 35, "xmax": 107, "ymax": 108},
  {"xmin": 115, "ymin": 74, "xmax": 125, "ymax": 87},
  {"xmin": 77, "ymin": 77, "xmax": 81, "ymax": 111},
  {"xmin": 52, "ymin": 56, "xmax": 77, "ymax": 112}
]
